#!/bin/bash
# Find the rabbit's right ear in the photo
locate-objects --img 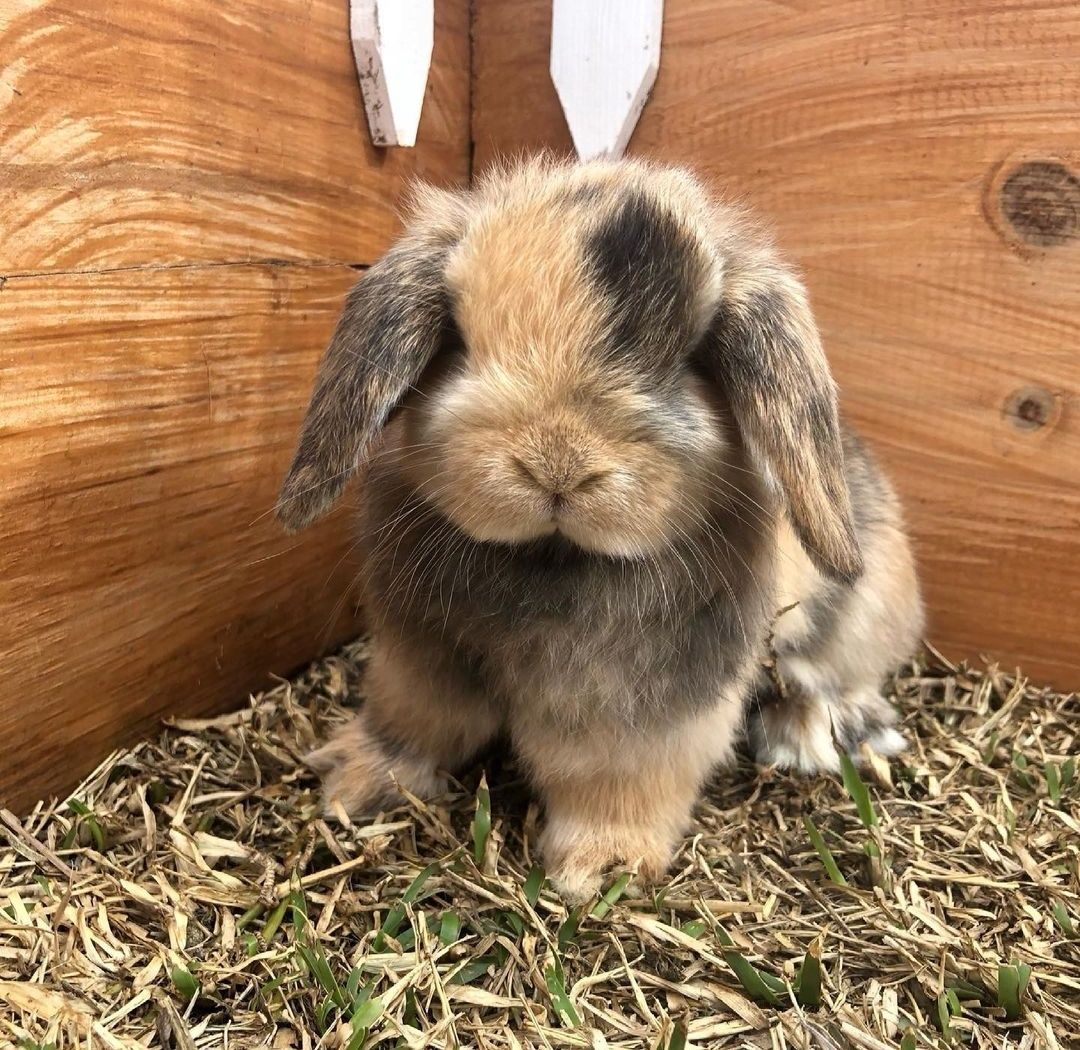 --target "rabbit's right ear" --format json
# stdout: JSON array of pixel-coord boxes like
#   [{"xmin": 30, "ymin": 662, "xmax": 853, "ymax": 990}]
[
  {"xmin": 703, "ymin": 245, "xmax": 863, "ymax": 584},
  {"xmin": 275, "ymin": 232, "xmax": 454, "ymax": 532}
]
